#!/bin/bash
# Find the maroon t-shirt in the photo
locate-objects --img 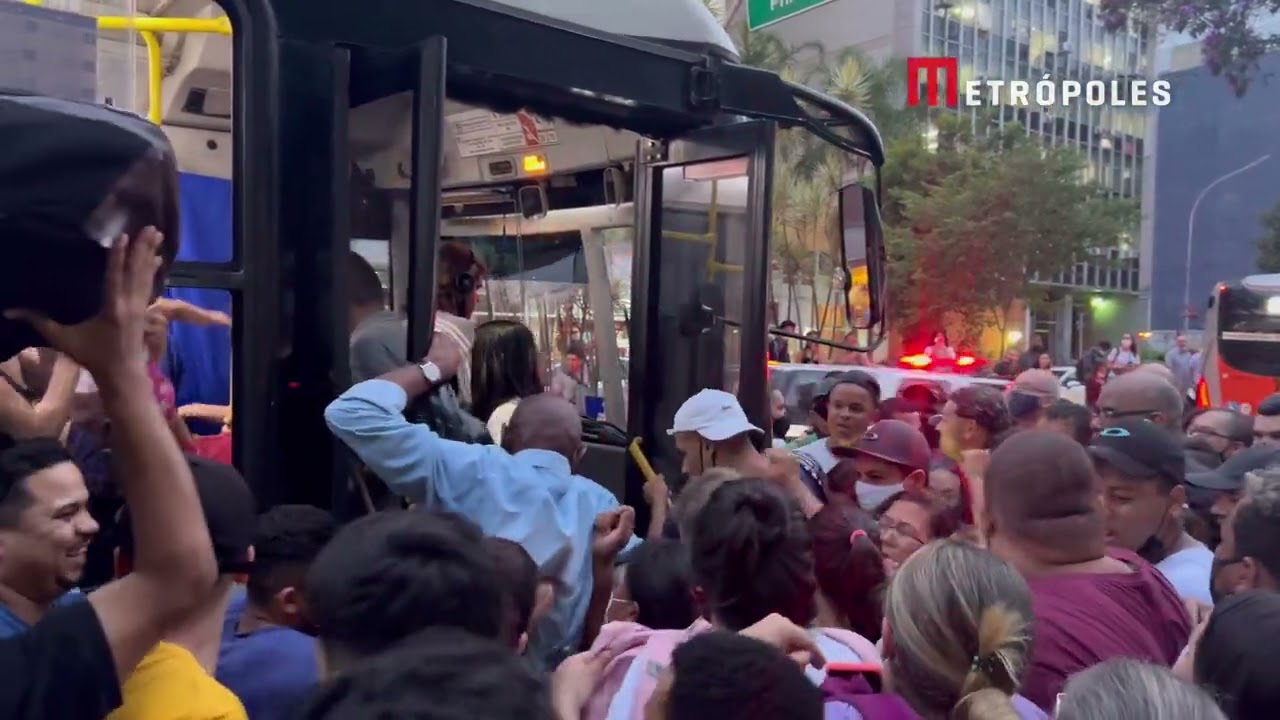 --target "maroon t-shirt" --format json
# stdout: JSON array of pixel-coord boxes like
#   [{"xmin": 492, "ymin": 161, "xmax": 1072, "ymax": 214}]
[{"xmin": 1021, "ymin": 548, "xmax": 1191, "ymax": 710}]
